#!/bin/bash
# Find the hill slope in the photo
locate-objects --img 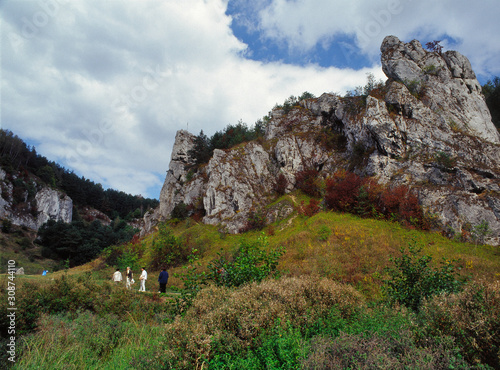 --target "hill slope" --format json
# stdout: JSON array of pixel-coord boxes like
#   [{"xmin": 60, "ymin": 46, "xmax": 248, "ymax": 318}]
[{"xmin": 153, "ymin": 36, "xmax": 500, "ymax": 246}]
